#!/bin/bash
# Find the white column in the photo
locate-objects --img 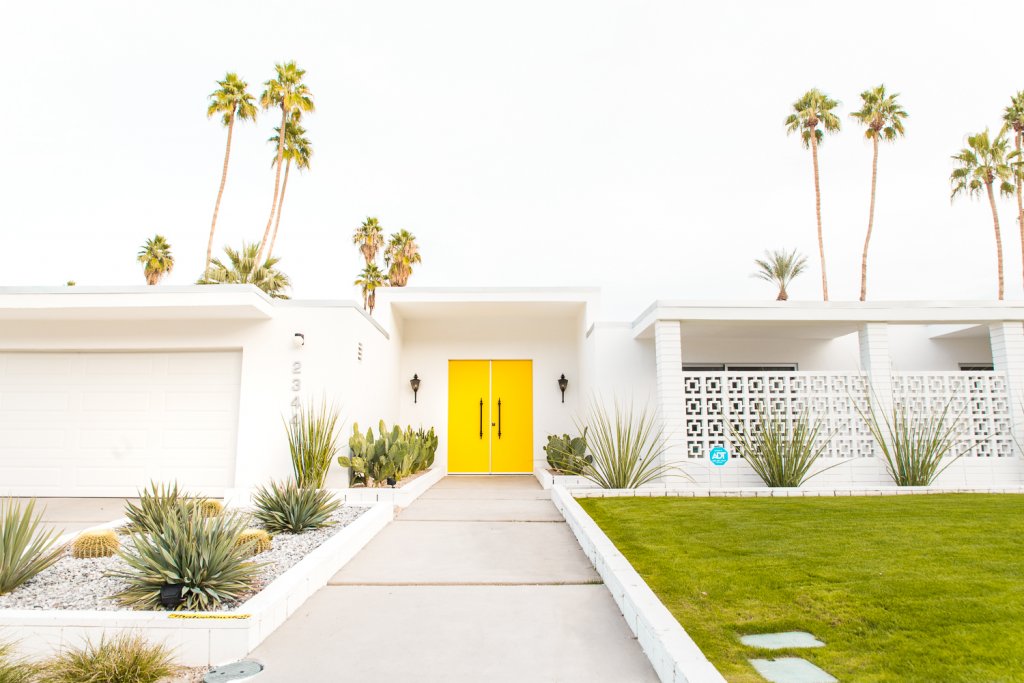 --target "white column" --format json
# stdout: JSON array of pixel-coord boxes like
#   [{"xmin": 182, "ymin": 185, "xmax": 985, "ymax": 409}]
[
  {"xmin": 859, "ymin": 323, "xmax": 894, "ymax": 412},
  {"xmin": 654, "ymin": 320, "xmax": 686, "ymax": 474},
  {"xmin": 989, "ymin": 322, "xmax": 1024, "ymax": 443}
]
